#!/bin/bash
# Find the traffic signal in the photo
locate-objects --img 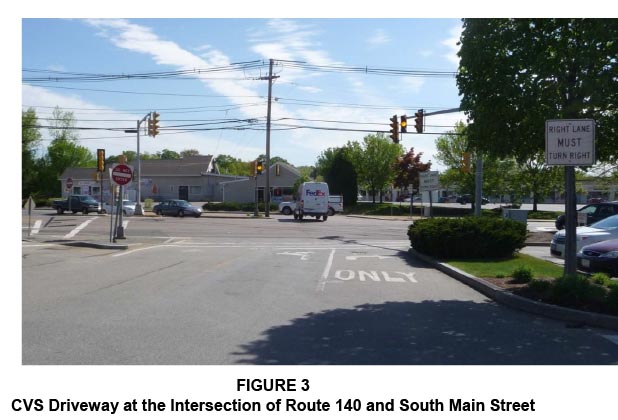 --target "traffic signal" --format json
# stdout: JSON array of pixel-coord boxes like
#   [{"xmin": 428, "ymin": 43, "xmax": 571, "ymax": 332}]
[
  {"xmin": 389, "ymin": 115, "xmax": 399, "ymax": 143},
  {"xmin": 414, "ymin": 109, "xmax": 424, "ymax": 133},
  {"xmin": 148, "ymin": 112, "xmax": 160, "ymax": 137},
  {"xmin": 400, "ymin": 115, "xmax": 407, "ymax": 133},
  {"xmin": 250, "ymin": 160, "xmax": 256, "ymax": 176},
  {"xmin": 462, "ymin": 152, "xmax": 471, "ymax": 173},
  {"xmin": 256, "ymin": 160, "xmax": 264, "ymax": 174},
  {"xmin": 96, "ymin": 148, "xmax": 105, "ymax": 172}
]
